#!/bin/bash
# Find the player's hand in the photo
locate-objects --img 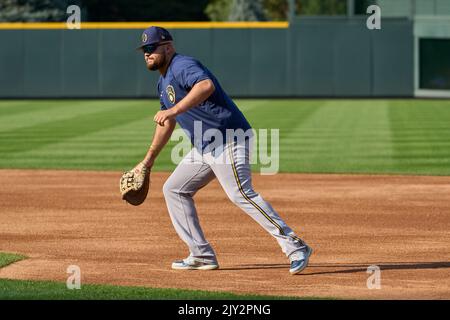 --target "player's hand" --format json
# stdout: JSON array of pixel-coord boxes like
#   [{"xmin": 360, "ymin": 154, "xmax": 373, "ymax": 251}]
[
  {"xmin": 153, "ymin": 109, "xmax": 176, "ymax": 126},
  {"xmin": 132, "ymin": 161, "xmax": 147, "ymax": 175}
]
